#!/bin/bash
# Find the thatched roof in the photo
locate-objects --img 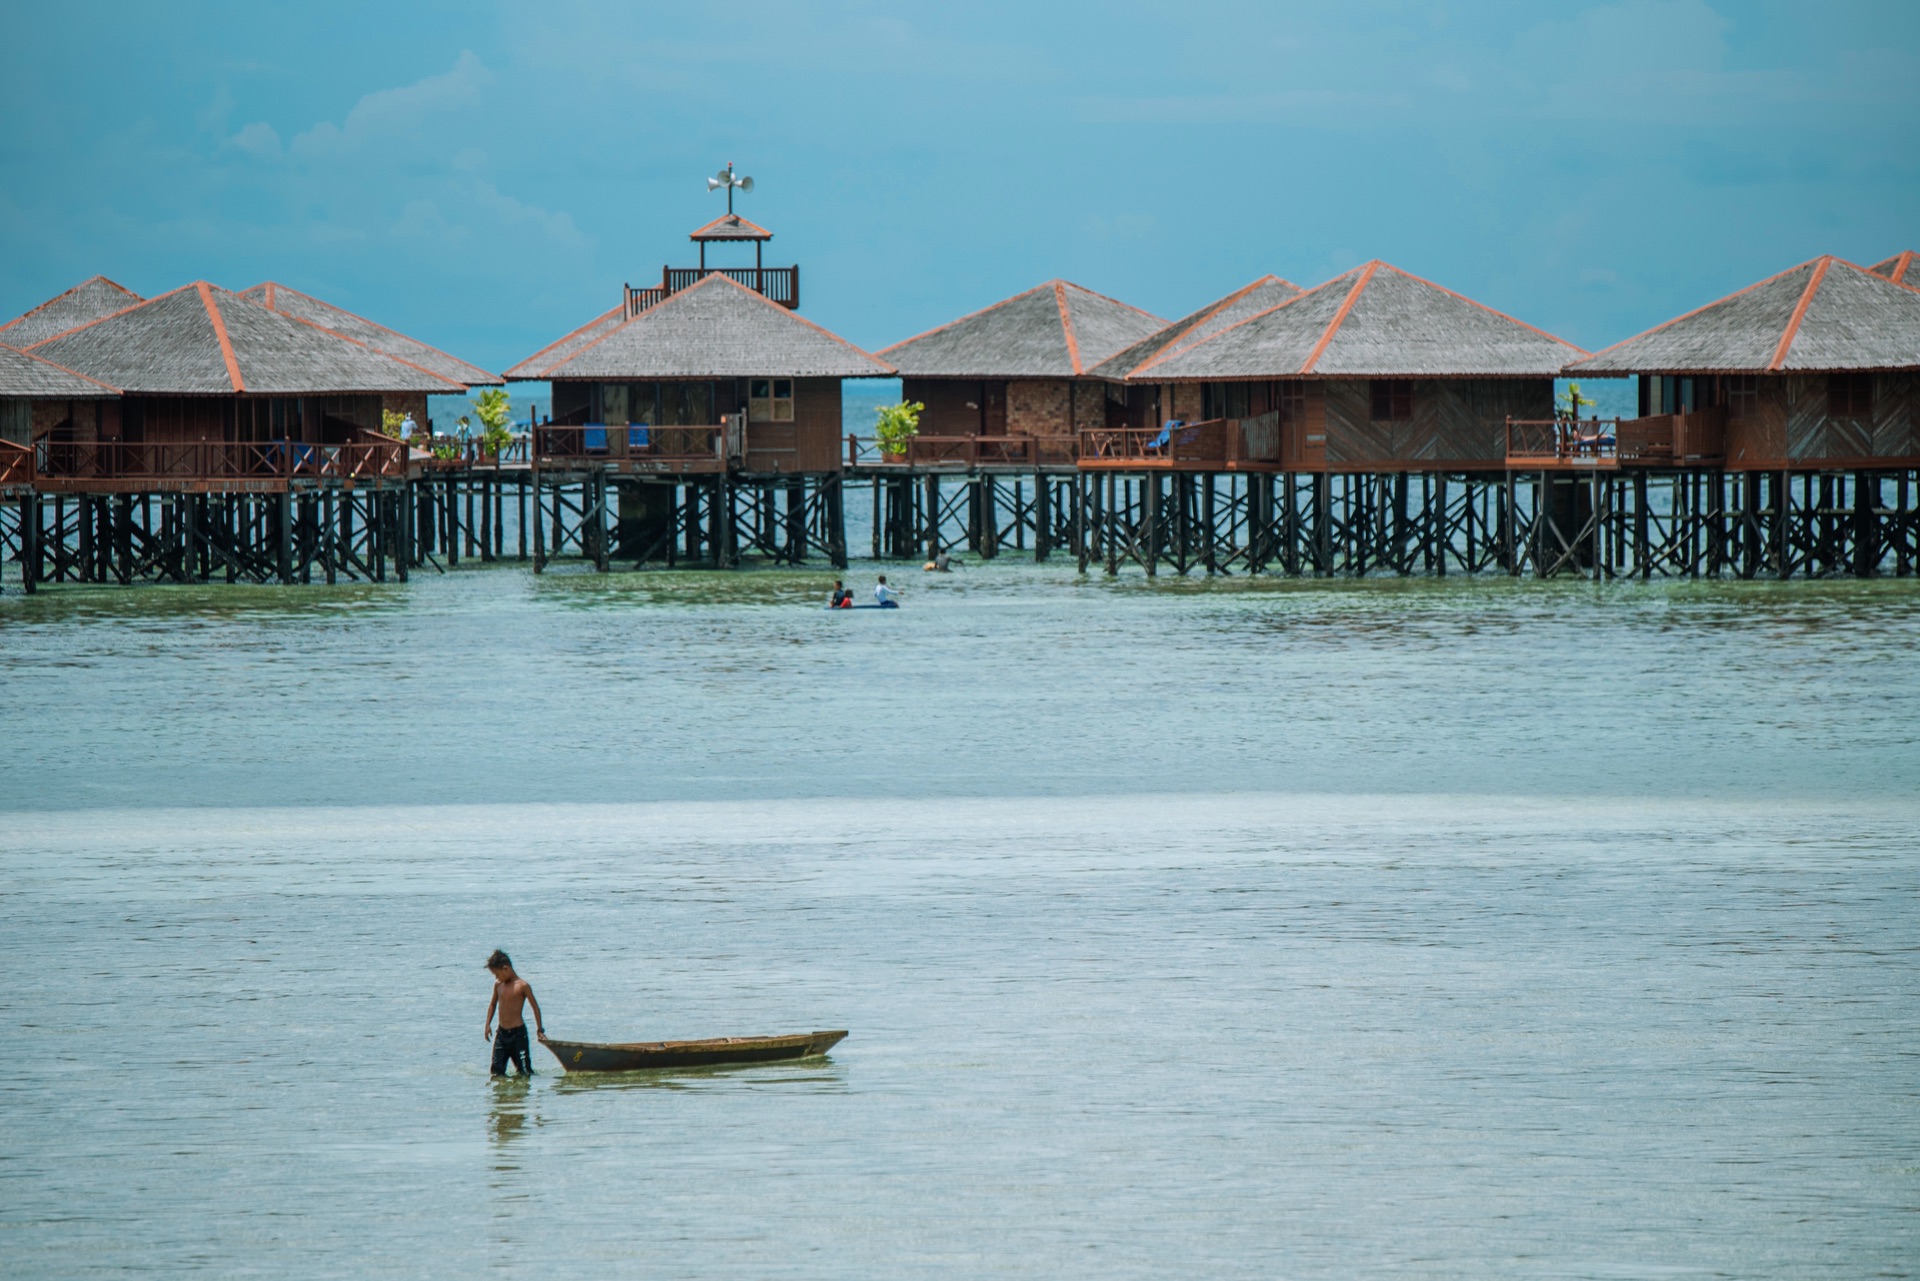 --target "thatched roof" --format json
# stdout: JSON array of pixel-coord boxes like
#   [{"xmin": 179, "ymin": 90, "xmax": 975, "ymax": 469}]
[
  {"xmin": 1570, "ymin": 257, "xmax": 1920, "ymax": 375},
  {"xmin": 0, "ymin": 276, "xmax": 142, "ymax": 348},
  {"xmin": 1133, "ymin": 262, "xmax": 1583, "ymax": 381},
  {"xmin": 1870, "ymin": 251, "xmax": 1917, "ymax": 288},
  {"xmin": 690, "ymin": 214, "xmax": 772, "ymax": 242},
  {"xmin": 239, "ymin": 282, "xmax": 500, "ymax": 387},
  {"xmin": 879, "ymin": 281, "xmax": 1167, "ymax": 379},
  {"xmin": 503, "ymin": 305, "xmax": 627, "ymax": 380},
  {"xmin": 514, "ymin": 273, "xmax": 892, "ymax": 381},
  {"xmin": 0, "ymin": 343, "xmax": 120, "ymax": 398},
  {"xmin": 26, "ymin": 283, "xmax": 466, "ymax": 395},
  {"xmin": 1088, "ymin": 275, "xmax": 1302, "ymax": 380}
]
